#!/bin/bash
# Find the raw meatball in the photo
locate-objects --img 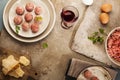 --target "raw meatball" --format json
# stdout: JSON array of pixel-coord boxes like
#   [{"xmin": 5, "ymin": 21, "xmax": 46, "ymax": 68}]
[
  {"xmin": 25, "ymin": 3, "xmax": 34, "ymax": 12},
  {"xmin": 34, "ymin": 6, "xmax": 42, "ymax": 15},
  {"xmin": 91, "ymin": 76, "xmax": 99, "ymax": 80},
  {"xmin": 31, "ymin": 23, "xmax": 39, "ymax": 33},
  {"xmin": 14, "ymin": 16, "xmax": 23, "ymax": 25},
  {"xmin": 24, "ymin": 13, "xmax": 33, "ymax": 22},
  {"xmin": 16, "ymin": 6, "xmax": 25, "ymax": 15},
  {"xmin": 22, "ymin": 22, "xmax": 29, "ymax": 31},
  {"xmin": 84, "ymin": 70, "xmax": 92, "ymax": 79},
  {"xmin": 34, "ymin": 16, "xmax": 42, "ymax": 24}
]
